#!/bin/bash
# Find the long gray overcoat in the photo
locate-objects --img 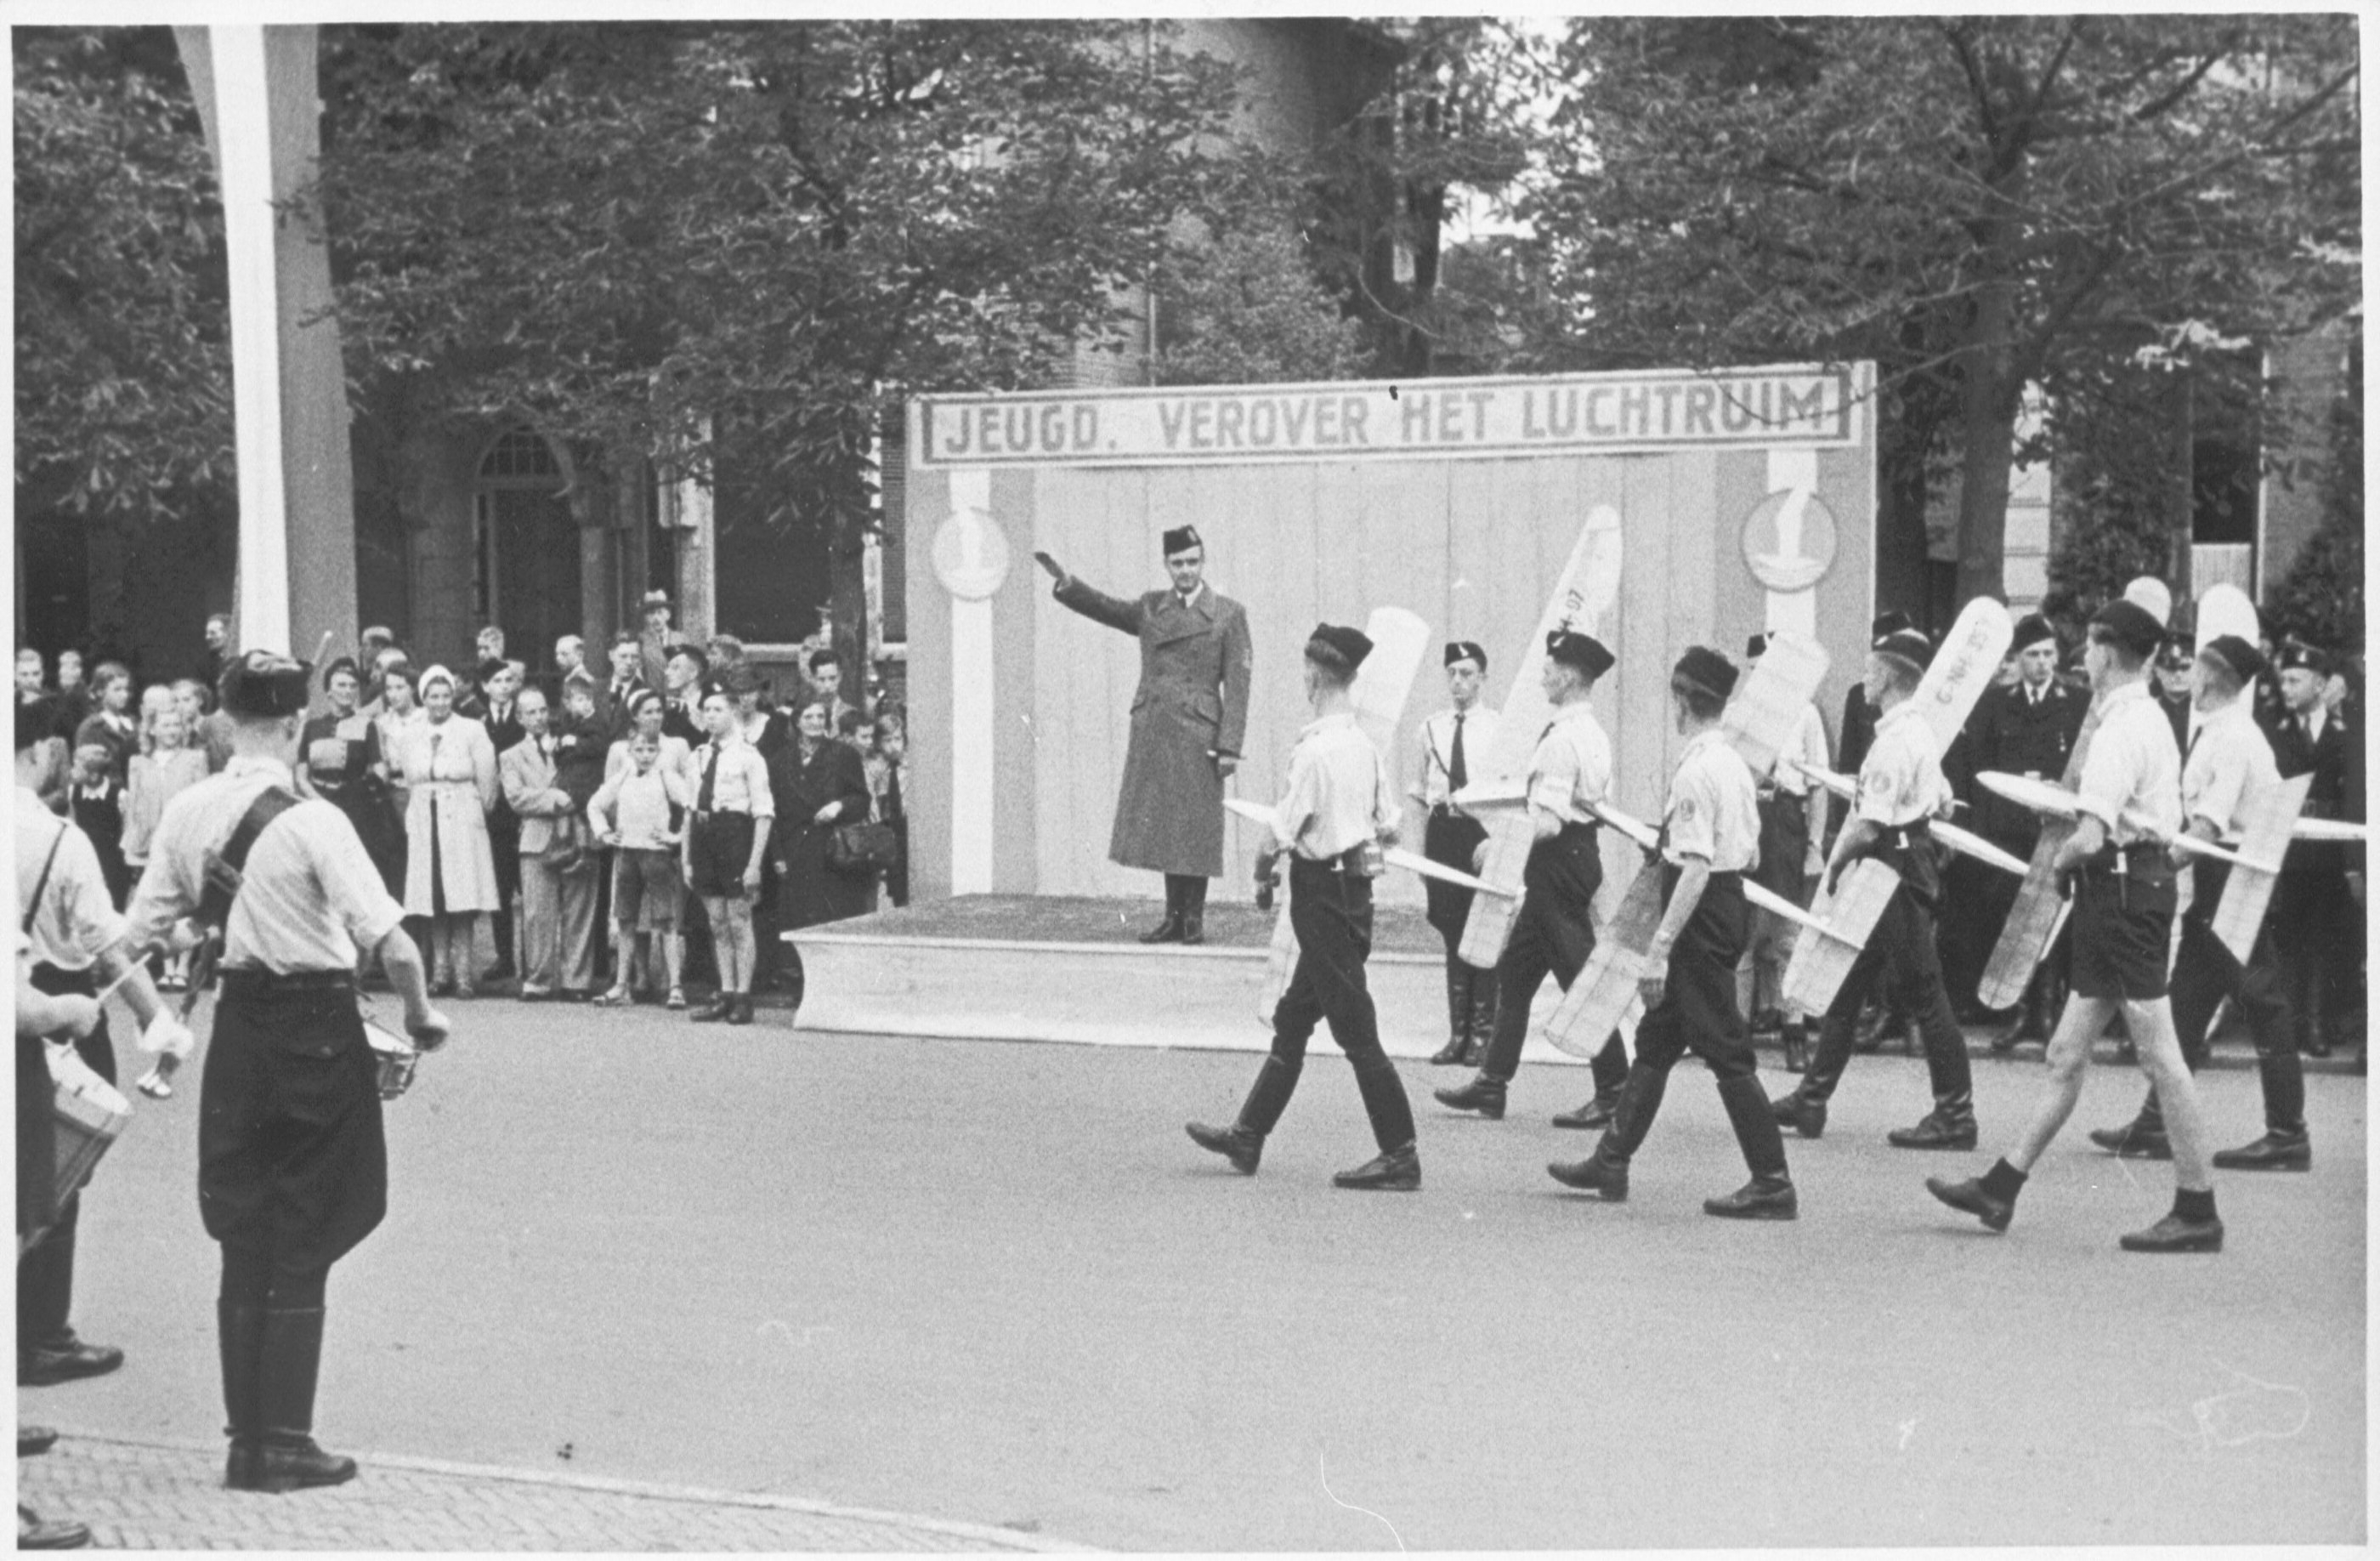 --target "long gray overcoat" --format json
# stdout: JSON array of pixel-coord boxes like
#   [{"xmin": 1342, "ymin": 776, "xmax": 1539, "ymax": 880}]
[{"xmin": 1054, "ymin": 576, "xmax": 1255, "ymax": 878}]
